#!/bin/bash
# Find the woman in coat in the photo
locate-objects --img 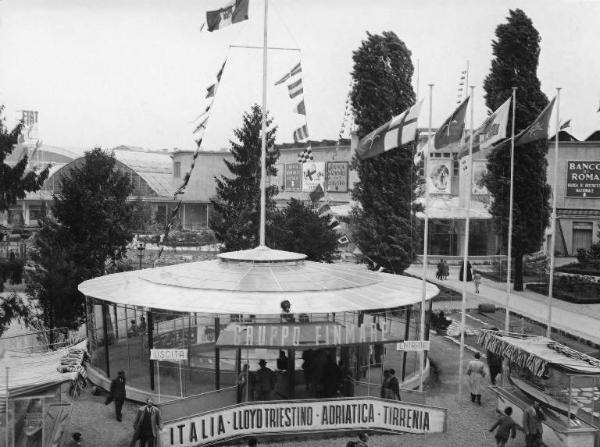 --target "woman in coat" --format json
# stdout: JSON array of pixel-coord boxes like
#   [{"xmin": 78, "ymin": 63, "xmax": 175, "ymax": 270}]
[{"xmin": 466, "ymin": 352, "xmax": 486, "ymax": 404}]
